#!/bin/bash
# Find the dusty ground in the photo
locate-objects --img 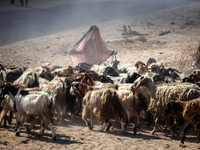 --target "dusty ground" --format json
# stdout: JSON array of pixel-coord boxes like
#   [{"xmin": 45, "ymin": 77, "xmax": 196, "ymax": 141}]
[{"xmin": 1, "ymin": 1, "xmax": 200, "ymax": 150}]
